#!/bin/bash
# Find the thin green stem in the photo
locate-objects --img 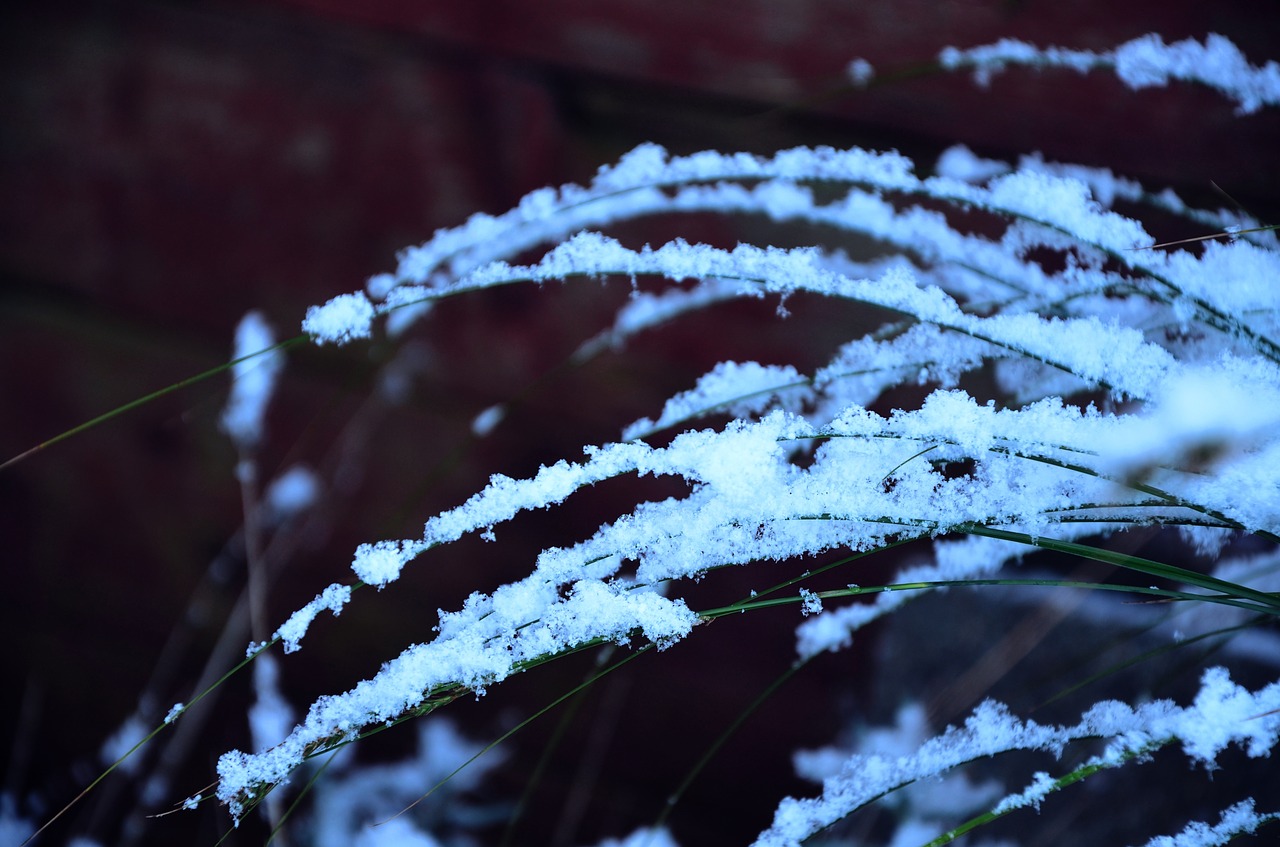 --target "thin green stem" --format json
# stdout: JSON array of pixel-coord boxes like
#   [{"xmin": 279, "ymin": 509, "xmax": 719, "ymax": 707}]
[
  {"xmin": 25, "ymin": 639, "xmax": 281, "ymax": 846},
  {"xmin": 1033, "ymin": 617, "xmax": 1268, "ymax": 713},
  {"xmin": 697, "ymin": 577, "xmax": 1276, "ymax": 622},
  {"xmin": 264, "ymin": 750, "xmax": 342, "ymax": 846},
  {"xmin": 650, "ymin": 659, "xmax": 809, "ymax": 837},
  {"xmin": 1, "ymin": 336, "xmax": 308, "ymax": 472},
  {"xmin": 499, "ymin": 662, "xmax": 598, "ymax": 847},
  {"xmin": 921, "ymin": 746, "xmax": 1153, "ymax": 847},
  {"xmin": 955, "ymin": 525, "xmax": 1280, "ymax": 613}
]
